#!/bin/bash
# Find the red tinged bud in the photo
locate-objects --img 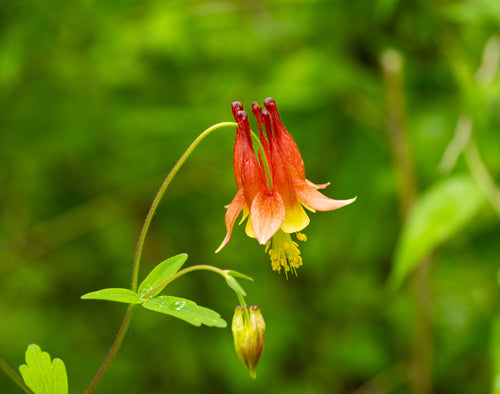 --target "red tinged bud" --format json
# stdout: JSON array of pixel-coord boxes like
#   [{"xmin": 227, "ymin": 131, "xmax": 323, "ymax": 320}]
[{"xmin": 232, "ymin": 306, "xmax": 265, "ymax": 379}]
